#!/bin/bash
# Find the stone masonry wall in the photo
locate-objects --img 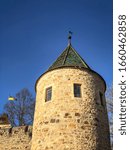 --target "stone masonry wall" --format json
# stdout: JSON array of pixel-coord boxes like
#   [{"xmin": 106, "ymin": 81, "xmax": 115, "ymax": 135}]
[
  {"xmin": 31, "ymin": 68, "xmax": 111, "ymax": 150},
  {"xmin": 0, "ymin": 125, "xmax": 32, "ymax": 150}
]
